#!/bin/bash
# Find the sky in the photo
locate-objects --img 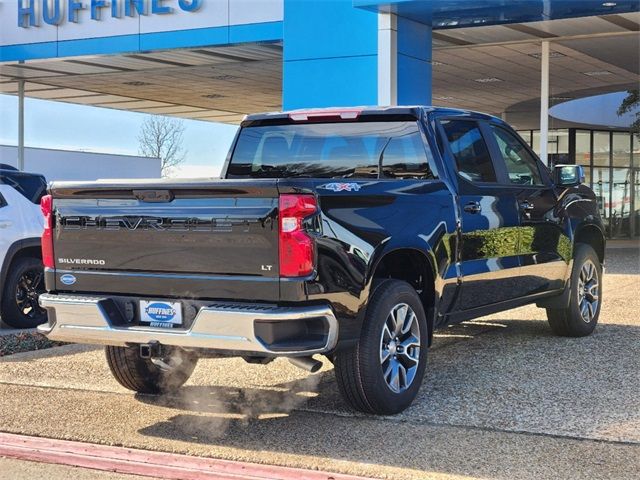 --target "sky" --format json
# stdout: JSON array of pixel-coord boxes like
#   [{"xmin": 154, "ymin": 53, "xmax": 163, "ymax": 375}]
[{"xmin": 0, "ymin": 94, "xmax": 239, "ymax": 178}]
